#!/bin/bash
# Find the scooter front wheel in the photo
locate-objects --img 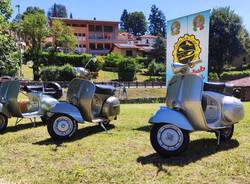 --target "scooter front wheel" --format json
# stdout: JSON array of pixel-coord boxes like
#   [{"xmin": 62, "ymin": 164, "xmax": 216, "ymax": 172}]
[
  {"xmin": 150, "ymin": 124, "xmax": 189, "ymax": 157},
  {"xmin": 47, "ymin": 114, "xmax": 78, "ymax": 140},
  {"xmin": 0, "ymin": 114, "xmax": 8, "ymax": 132}
]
